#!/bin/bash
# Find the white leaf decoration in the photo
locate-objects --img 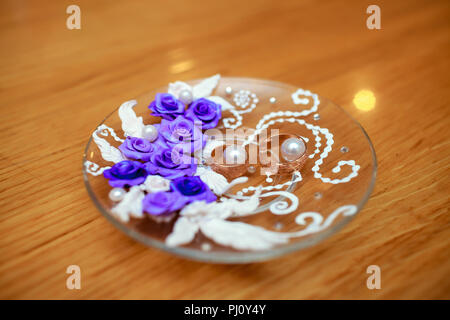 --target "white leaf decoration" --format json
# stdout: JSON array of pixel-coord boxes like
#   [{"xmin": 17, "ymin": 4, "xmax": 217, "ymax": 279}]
[
  {"xmin": 179, "ymin": 200, "xmax": 232, "ymax": 220},
  {"xmin": 118, "ymin": 100, "xmax": 144, "ymax": 138},
  {"xmin": 181, "ymin": 189, "xmax": 261, "ymax": 220},
  {"xmin": 165, "ymin": 217, "xmax": 199, "ymax": 247},
  {"xmin": 192, "ymin": 74, "xmax": 221, "ymax": 99},
  {"xmin": 195, "ymin": 166, "xmax": 248, "ymax": 195},
  {"xmin": 92, "ymin": 125, "xmax": 126, "ymax": 163},
  {"xmin": 168, "ymin": 81, "xmax": 192, "ymax": 98},
  {"xmin": 195, "ymin": 167, "xmax": 227, "ymax": 195},
  {"xmin": 206, "ymin": 95, "xmax": 235, "ymax": 111},
  {"xmin": 111, "ymin": 186, "xmax": 145, "ymax": 222},
  {"xmin": 227, "ymin": 188, "xmax": 261, "ymax": 217},
  {"xmin": 166, "ymin": 191, "xmax": 262, "ymax": 248},
  {"xmin": 167, "ymin": 74, "xmax": 220, "ymax": 100},
  {"xmin": 200, "ymin": 219, "xmax": 288, "ymax": 251}
]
